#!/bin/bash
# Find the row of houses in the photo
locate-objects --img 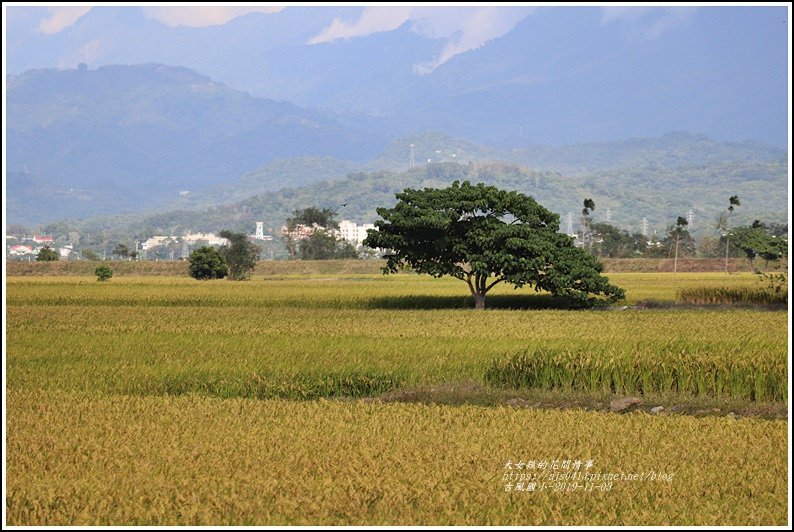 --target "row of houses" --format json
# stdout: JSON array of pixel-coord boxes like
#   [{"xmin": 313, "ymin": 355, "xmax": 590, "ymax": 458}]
[
  {"xmin": 7, "ymin": 241, "xmax": 74, "ymax": 259},
  {"xmin": 6, "ymin": 220, "xmax": 377, "ymax": 260}
]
